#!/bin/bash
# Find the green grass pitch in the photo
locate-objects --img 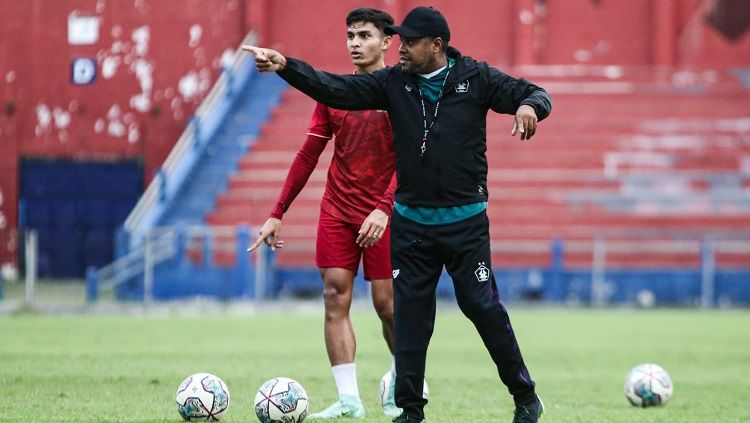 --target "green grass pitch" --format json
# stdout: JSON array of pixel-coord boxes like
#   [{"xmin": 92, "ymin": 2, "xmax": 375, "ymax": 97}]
[{"xmin": 0, "ymin": 308, "xmax": 748, "ymax": 422}]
